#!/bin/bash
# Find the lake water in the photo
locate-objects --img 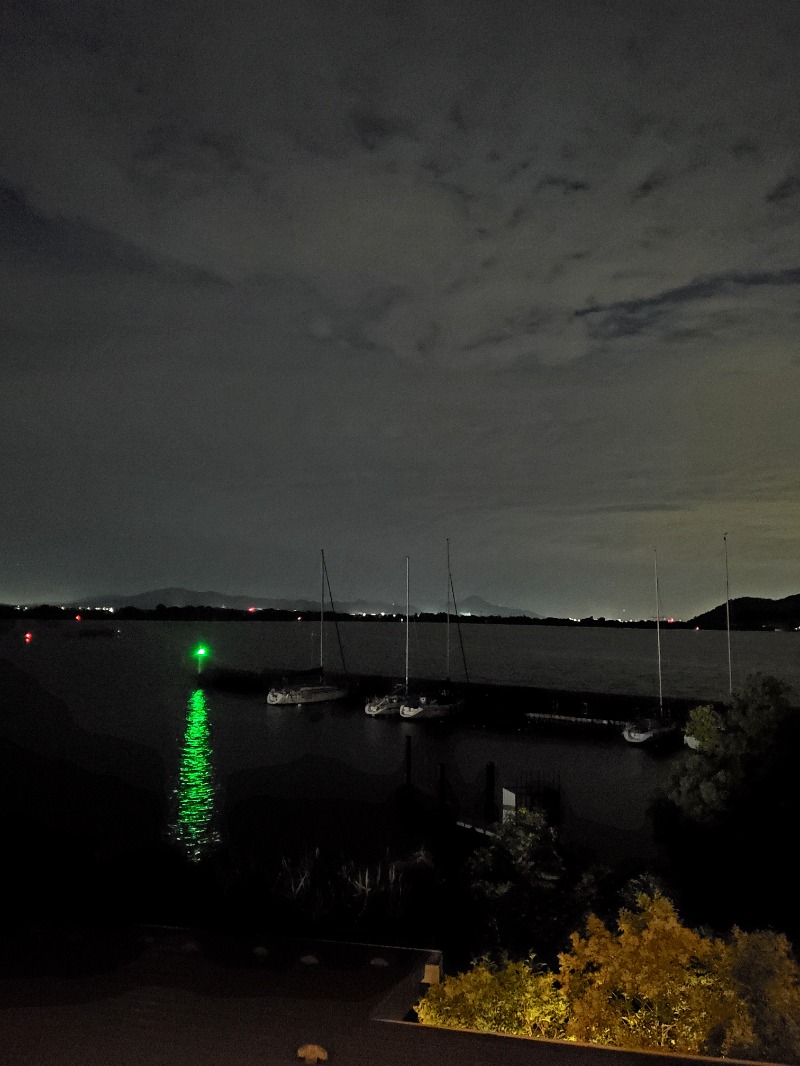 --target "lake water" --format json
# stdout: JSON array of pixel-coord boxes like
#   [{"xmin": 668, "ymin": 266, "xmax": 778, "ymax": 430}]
[{"xmin": 2, "ymin": 620, "xmax": 798, "ymax": 869}]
